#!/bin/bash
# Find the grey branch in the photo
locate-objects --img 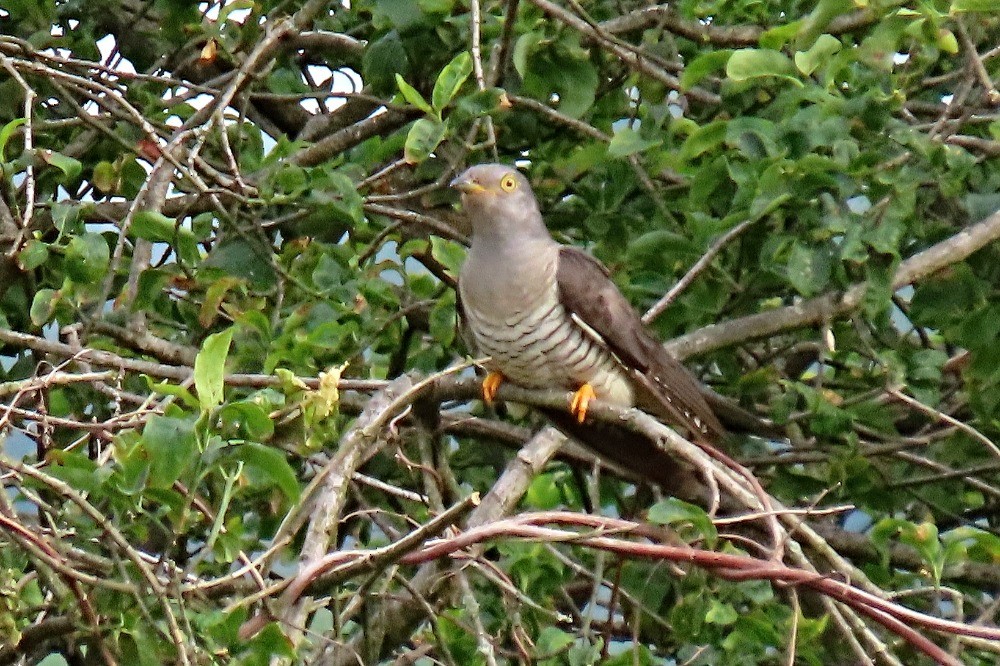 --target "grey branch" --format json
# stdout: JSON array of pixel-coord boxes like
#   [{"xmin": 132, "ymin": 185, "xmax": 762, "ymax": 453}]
[{"xmin": 667, "ymin": 207, "xmax": 1000, "ymax": 359}]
